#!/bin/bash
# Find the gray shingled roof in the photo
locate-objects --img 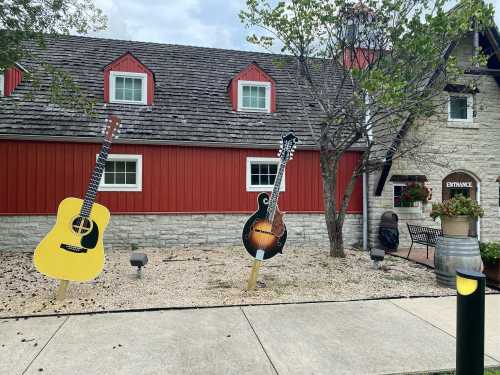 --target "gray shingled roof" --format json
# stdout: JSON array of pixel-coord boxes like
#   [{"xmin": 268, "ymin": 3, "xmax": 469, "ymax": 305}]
[{"xmin": 0, "ymin": 35, "xmax": 350, "ymax": 148}]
